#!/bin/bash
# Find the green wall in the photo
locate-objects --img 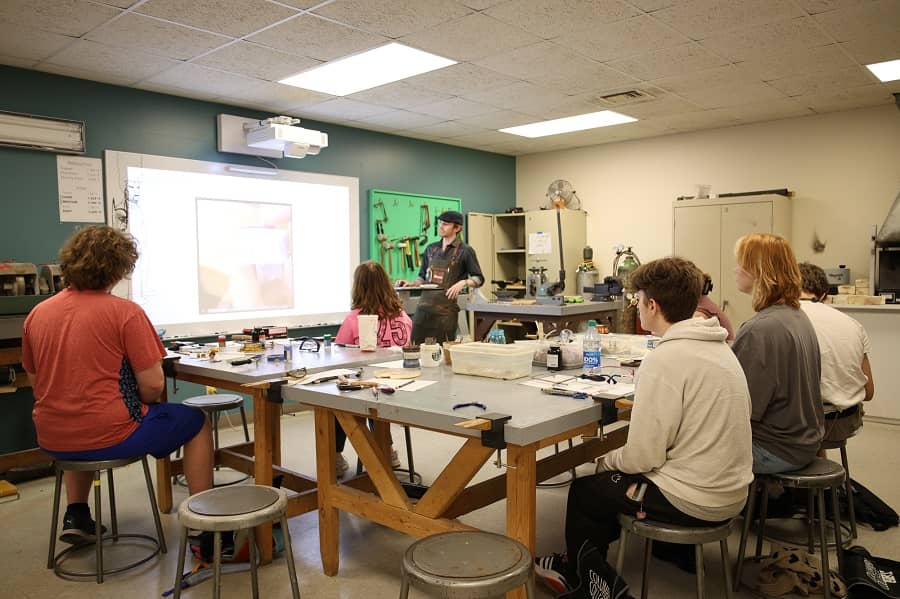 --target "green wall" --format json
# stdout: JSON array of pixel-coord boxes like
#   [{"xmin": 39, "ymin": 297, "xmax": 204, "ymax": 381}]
[
  {"xmin": 0, "ymin": 65, "xmax": 515, "ymax": 263},
  {"xmin": 0, "ymin": 65, "xmax": 515, "ymax": 456}
]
